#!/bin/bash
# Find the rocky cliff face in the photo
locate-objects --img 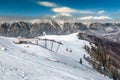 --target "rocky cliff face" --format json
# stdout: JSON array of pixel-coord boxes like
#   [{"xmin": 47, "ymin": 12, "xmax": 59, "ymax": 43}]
[{"xmin": 0, "ymin": 21, "xmax": 88, "ymax": 37}]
